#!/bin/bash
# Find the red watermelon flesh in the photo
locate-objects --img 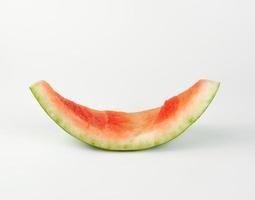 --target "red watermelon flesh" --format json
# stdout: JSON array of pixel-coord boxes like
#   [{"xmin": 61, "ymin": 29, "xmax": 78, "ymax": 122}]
[{"xmin": 30, "ymin": 79, "xmax": 220, "ymax": 150}]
